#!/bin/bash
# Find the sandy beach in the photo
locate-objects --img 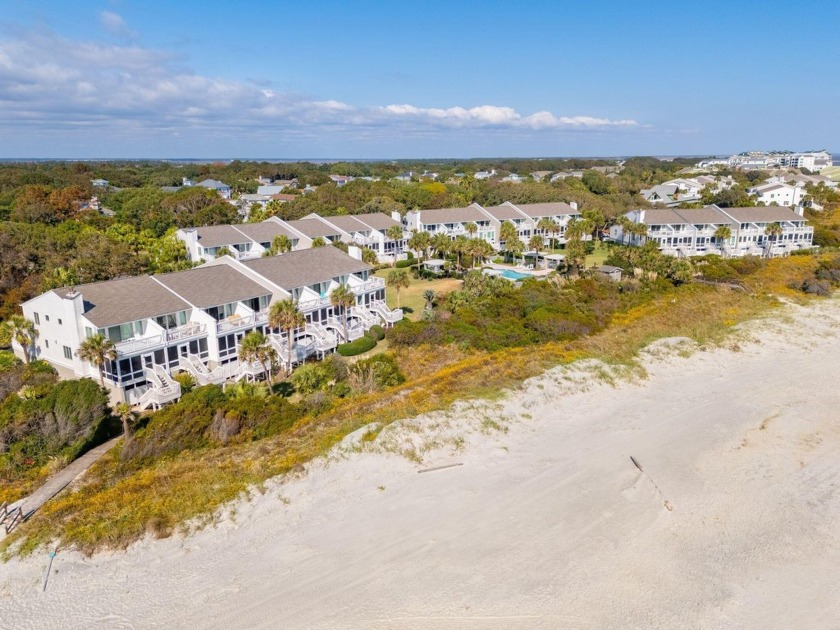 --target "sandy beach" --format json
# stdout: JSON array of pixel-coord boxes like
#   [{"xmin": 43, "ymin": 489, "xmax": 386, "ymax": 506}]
[{"xmin": 2, "ymin": 296, "xmax": 840, "ymax": 629}]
